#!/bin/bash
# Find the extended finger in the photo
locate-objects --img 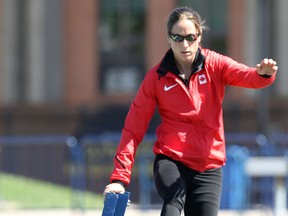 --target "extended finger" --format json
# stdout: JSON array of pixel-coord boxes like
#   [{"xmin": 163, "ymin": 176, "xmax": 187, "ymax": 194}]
[
  {"xmin": 268, "ymin": 58, "xmax": 277, "ymax": 66},
  {"xmin": 262, "ymin": 58, "xmax": 269, "ymax": 65}
]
